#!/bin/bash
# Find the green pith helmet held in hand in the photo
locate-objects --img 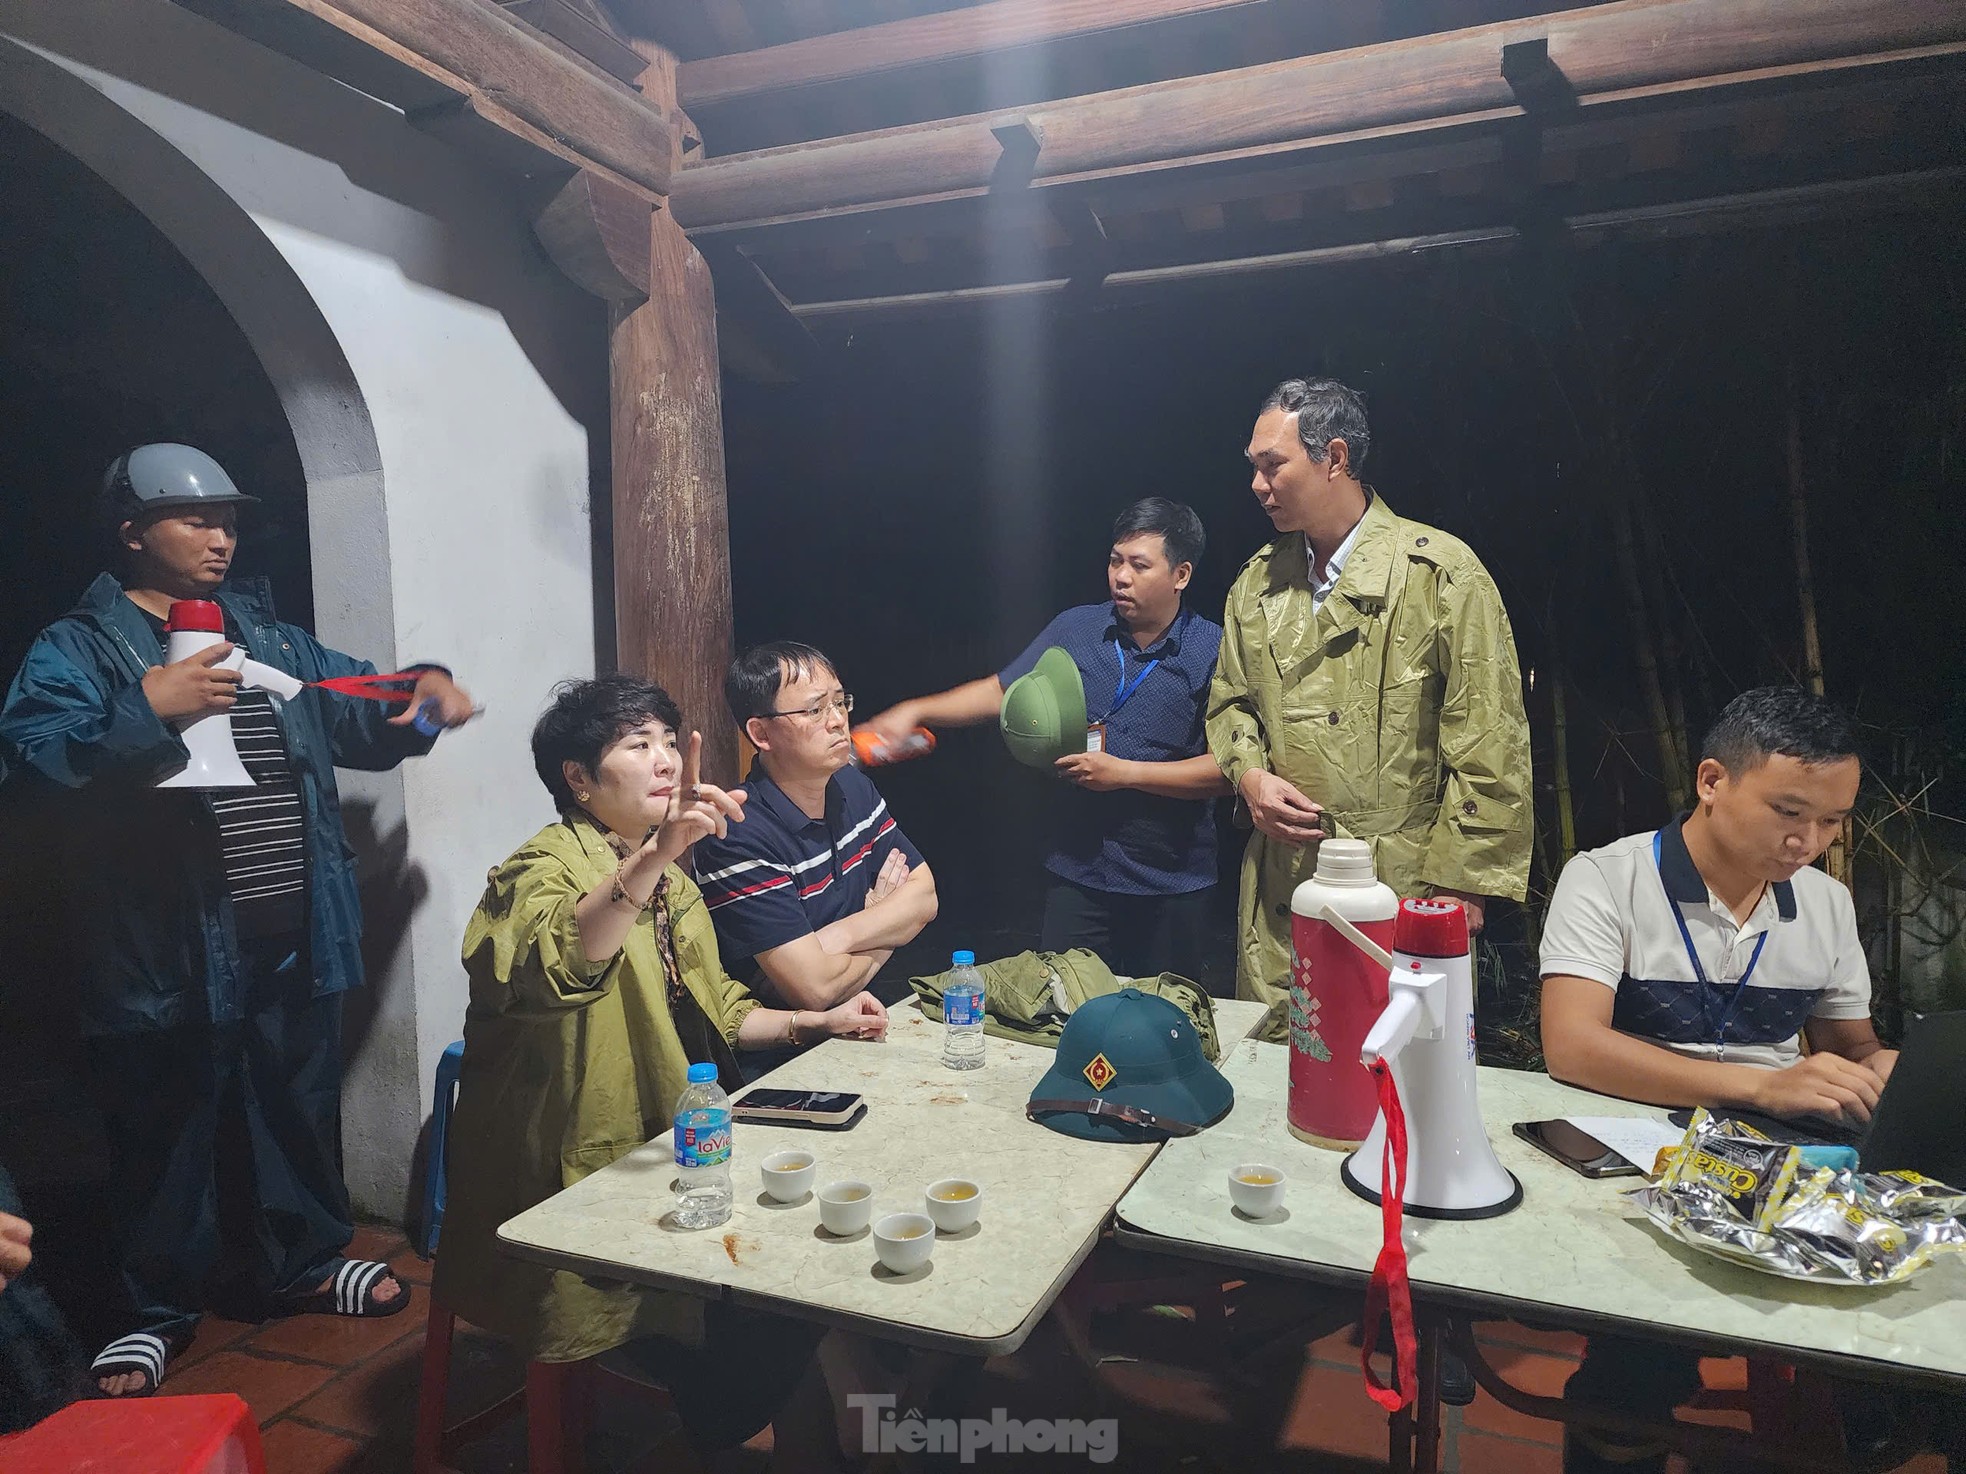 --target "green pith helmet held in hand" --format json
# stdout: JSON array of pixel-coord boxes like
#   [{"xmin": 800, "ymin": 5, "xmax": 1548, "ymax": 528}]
[
  {"xmin": 101, "ymin": 443, "xmax": 259, "ymax": 528},
  {"xmin": 1000, "ymin": 646, "xmax": 1086, "ymax": 769},
  {"xmin": 1027, "ymin": 988, "xmax": 1234, "ymax": 1143}
]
